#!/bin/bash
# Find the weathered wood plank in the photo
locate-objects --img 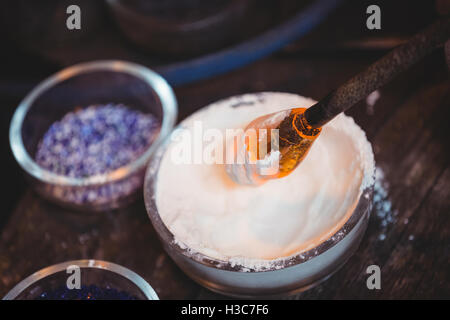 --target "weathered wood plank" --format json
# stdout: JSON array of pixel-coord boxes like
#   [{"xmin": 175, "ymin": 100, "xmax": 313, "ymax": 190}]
[
  {"xmin": 2, "ymin": 50, "xmax": 448, "ymax": 300},
  {"xmin": 1, "ymin": 4, "xmax": 448, "ymax": 298}
]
